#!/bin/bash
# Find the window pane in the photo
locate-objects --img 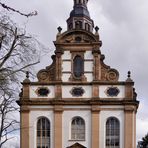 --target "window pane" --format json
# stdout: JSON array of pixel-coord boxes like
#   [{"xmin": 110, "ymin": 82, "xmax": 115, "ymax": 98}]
[
  {"xmin": 71, "ymin": 117, "xmax": 85, "ymax": 140},
  {"xmin": 37, "ymin": 118, "xmax": 50, "ymax": 148},
  {"xmin": 106, "ymin": 117, "xmax": 120, "ymax": 147}
]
